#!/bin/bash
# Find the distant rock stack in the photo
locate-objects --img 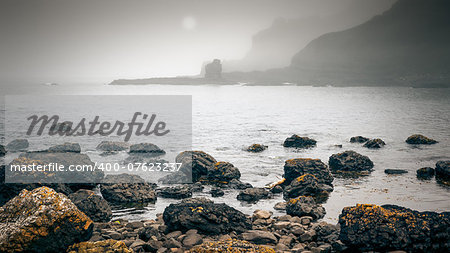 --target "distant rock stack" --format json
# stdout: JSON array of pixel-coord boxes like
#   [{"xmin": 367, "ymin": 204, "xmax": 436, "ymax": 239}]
[{"xmin": 204, "ymin": 59, "xmax": 222, "ymax": 79}]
